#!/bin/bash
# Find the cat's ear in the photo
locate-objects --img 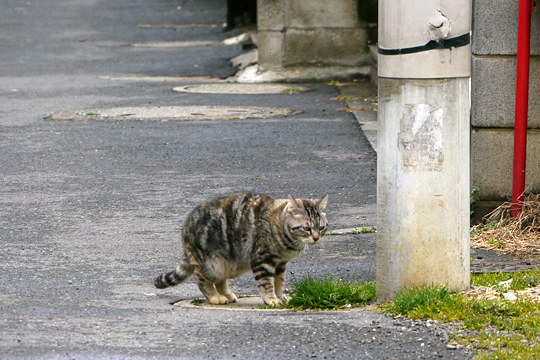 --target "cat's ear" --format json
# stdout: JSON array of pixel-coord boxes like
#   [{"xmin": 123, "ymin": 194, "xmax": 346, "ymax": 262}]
[
  {"xmin": 317, "ymin": 194, "xmax": 328, "ymax": 211},
  {"xmin": 287, "ymin": 194, "xmax": 301, "ymax": 209},
  {"xmin": 277, "ymin": 200, "xmax": 289, "ymax": 213}
]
